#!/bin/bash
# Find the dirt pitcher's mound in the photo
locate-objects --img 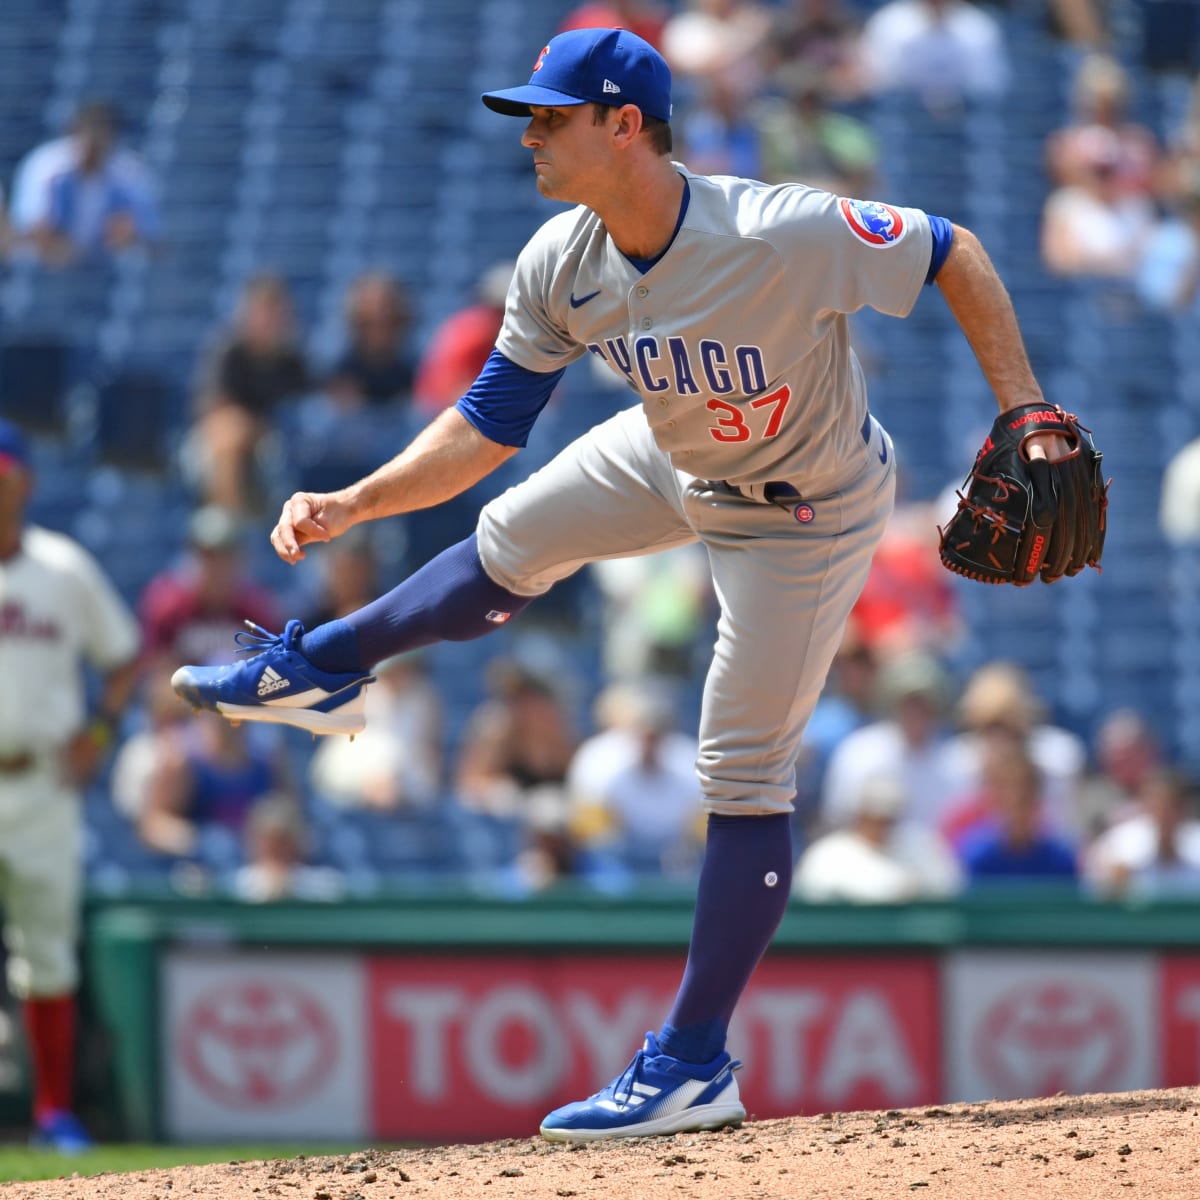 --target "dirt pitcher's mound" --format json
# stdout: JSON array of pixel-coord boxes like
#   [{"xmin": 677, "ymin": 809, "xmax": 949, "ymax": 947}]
[{"xmin": 6, "ymin": 1087, "xmax": 1200, "ymax": 1200}]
